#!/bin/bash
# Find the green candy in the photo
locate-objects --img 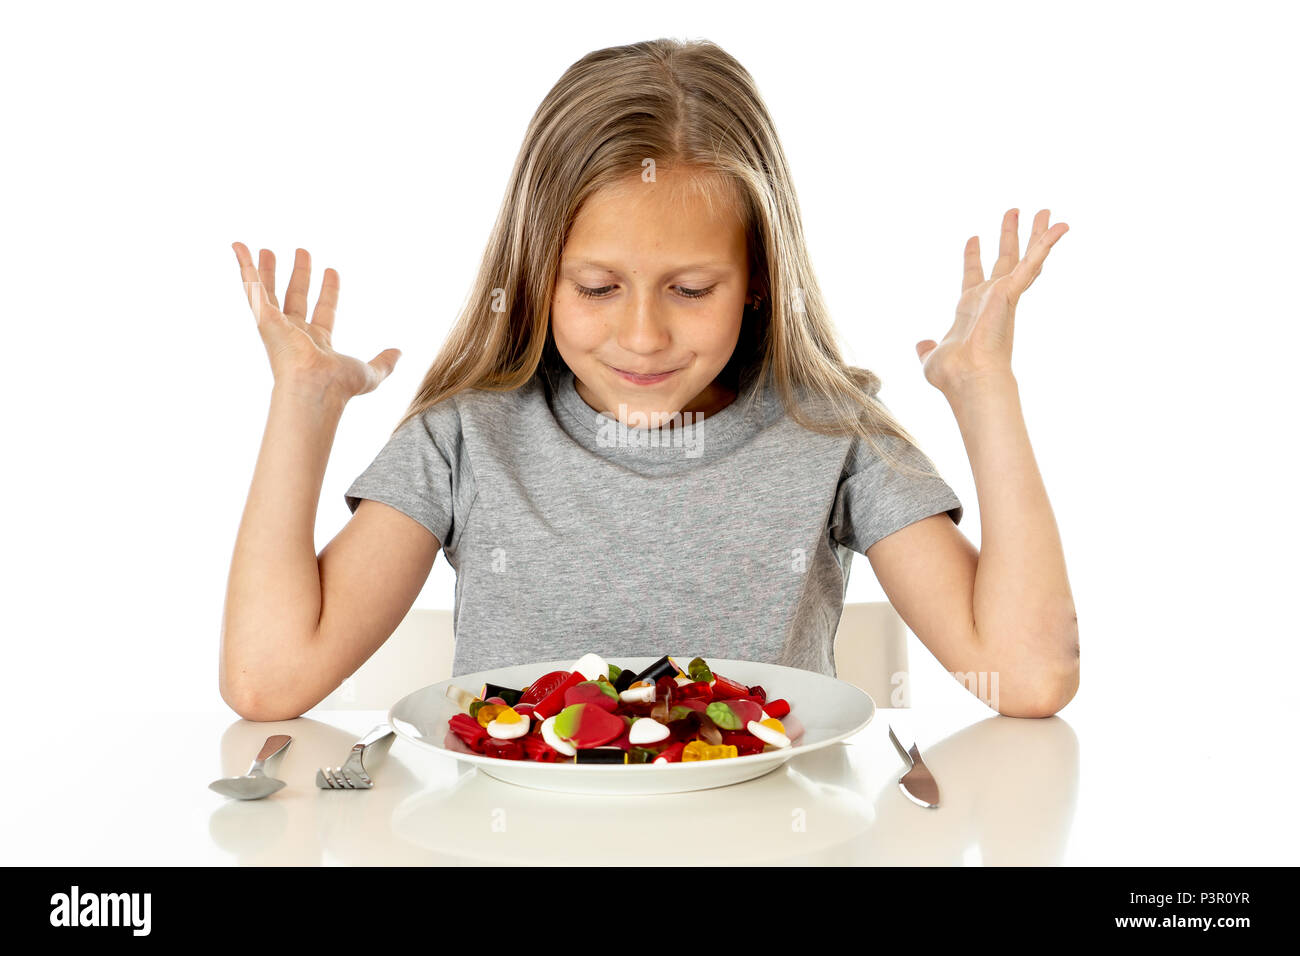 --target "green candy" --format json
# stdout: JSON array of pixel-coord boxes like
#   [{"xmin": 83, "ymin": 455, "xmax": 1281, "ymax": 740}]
[
  {"xmin": 627, "ymin": 747, "xmax": 655, "ymax": 764},
  {"xmin": 667, "ymin": 704, "xmax": 695, "ymax": 722},
  {"xmin": 608, "ymin": 663, "xmax": 623, "ymax": 682},
  {"xmin": 468, "ymin": 700, "xmax": 485, "ymax": 720},
  {"xmin": 705, "ymin": 700, "xmax": 743, "ymax": 730},
  {"xmin": 688, "ymin": 656, "xmax": 713, "ymax": 683}
]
